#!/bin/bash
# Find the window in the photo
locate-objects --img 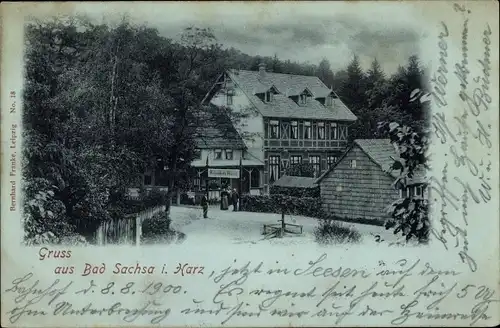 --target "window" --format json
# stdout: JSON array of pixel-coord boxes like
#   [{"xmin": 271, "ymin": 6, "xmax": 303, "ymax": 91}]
[
  {"xmin": 300, "ymin": 94, "xmax": 307, "ymax": 104},
  {"xmin": 227, "ymin": 94, "xmax": 233, "ymax": 105},
  {"xmin": 400, "ymin": 187, "xmax": 410, "ymax": 198},
  {"xmin": 214, "ymin": 149, "xmax": 222, "ymax": 160},
  {"xmin": 400, "ymin": 185, "xmax": 425, "ymax": 198},
  {"xmin": 304, "ymin": 121, "xmax": 311, "ymax": 139},
  {"xmin": 265, "ymin": 91, "xmax": 274, "ymax": 103},
  {"xmin": 269, "ymin": 120, "xmax": 280, "ymax": 139},
  {"xmin": 251, "ymin": 170, "xmax": 260, "ymax": 188},
  {"xmin": 318, "ymin": 122, "xmax": 325, "ymax": 139},
  {"xmin": 193, "ymin": 149, "xmax": 201, "ymax": 160},
  {"xmin": 242, "ymin": 150, "xmax": 247, "ymax": 160},
  {"xmin": 290, "ymin": 155, "xmax": 302, "ymax": 166},
  {"xmin": 349, "ymin": 159, "xmax": 357, "ymax": 168},
  {"xmin": 326, "ymin": 96, "xmax": 333, "ymax": 106},
  {"xmin": 225, "ymin": 149, "xmax": 233, "ymax": 160},
  {"xmin": 291, "ymin": 121, "xmax": 298, "ymax": 139},
  {"xmin": 309, "ymin": 156, "xmax": 321, "ymax": 178},
  {"xmin": 327, "ymin": 155, "xmax": 337, "ymax": 168},
  {"xmin": 269, "ymin": 156, "xmax": 280, "ymax": 183},
  {"xmin": 331, "ymin": 122, "xmax": 338, "ymax": 139},
  {"xmin": 144, "ymin": 173, "xmax": 152, "ymax": 186}
]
